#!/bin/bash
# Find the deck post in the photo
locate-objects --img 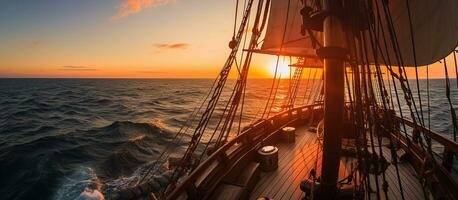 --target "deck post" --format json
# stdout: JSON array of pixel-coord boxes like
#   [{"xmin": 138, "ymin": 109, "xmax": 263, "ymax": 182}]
[{"xmin": 318, "ymin": 0, "xmax": 347, "ymax": 198}]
